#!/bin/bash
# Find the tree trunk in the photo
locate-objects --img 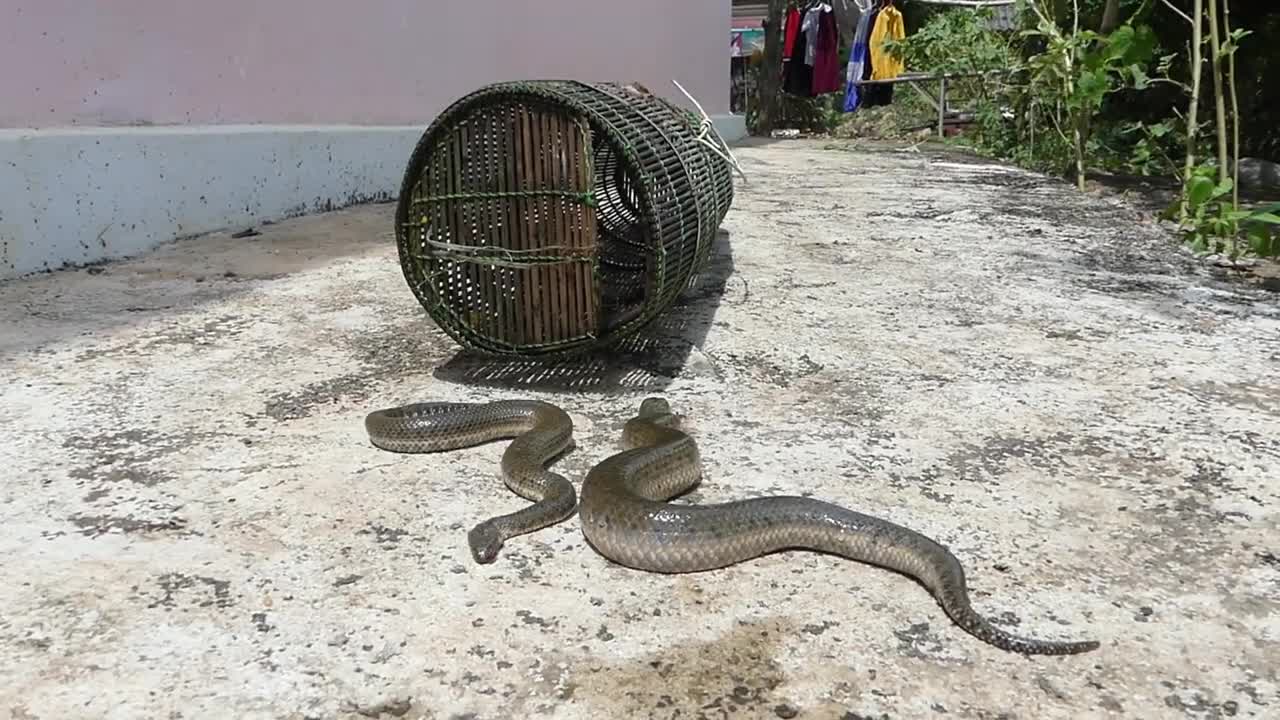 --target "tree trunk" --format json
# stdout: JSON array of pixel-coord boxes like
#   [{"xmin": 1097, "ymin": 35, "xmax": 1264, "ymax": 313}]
[
  {"xmin": 1100, "ymin": 0, "xmax": 1122, "ymax": 33},
  {"xmin": 1180, "ymin": 1, "xmax": 1204, "ymax": 224},
  {"xmin": 1223, "ymin": 0, "xmax": 1240, "ymax": 212},
  {"xmin": 1207, "ymin": 0, "xmax": 1230, "ymax": 187},
  {"xmin": 1223, "ymin": 0, "xmax": 1241, "ymax": 254},
  {"xmin": 1066, "ymin": 0, "xmax": 1085, "ymax": 191},
  {"xmin": 754, "ymin": 0, "xmax": 787, "ymax": 135},
  {"xmin": 1074, "ymin": 116, "xmax": 1087, "ymax": 191}
]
